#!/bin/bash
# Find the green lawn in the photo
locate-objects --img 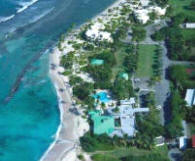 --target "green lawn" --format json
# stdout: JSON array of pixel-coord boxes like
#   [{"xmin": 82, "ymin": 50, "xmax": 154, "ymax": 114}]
[
  {"xmin": 181, "ymin": 29, "xmax": 195, "ymax": 40},
  {"xmin": 92, "ymin": 154, "xmax": 120, "ymax": 161},
  {"xmin": 112, "ymin": 44, "xmax": 128, "ymax": 81},
  {"xmin": 136, "ymin": 45, "xmax": 156, "ymax": 78},
  {"xmin": 169, "ymin": 0, "xmax": 195, "ymax": 17},
  {"xmin": 110, "ymin": 146, "xmax": 169, "ymax": 158},
  {"xmin": 92, "ymin": 146, "xmax": 169, "ymax": 161},
  {"xmin": 181, "ymin": 29, "xmax": 195, "ymax": 58},
  {"xmin": 189, "ymin": 123, "xmax": 195, "ymax": 136}
]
